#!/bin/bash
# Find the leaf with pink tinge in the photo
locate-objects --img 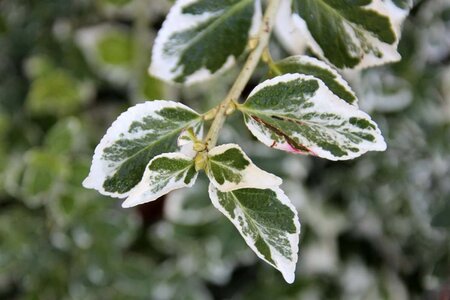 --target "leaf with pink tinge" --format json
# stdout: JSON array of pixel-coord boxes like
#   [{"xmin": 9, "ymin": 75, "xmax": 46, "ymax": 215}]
[{"xmin": 239, "ymin": 74, "xmax": 386, "ymax": 161}]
